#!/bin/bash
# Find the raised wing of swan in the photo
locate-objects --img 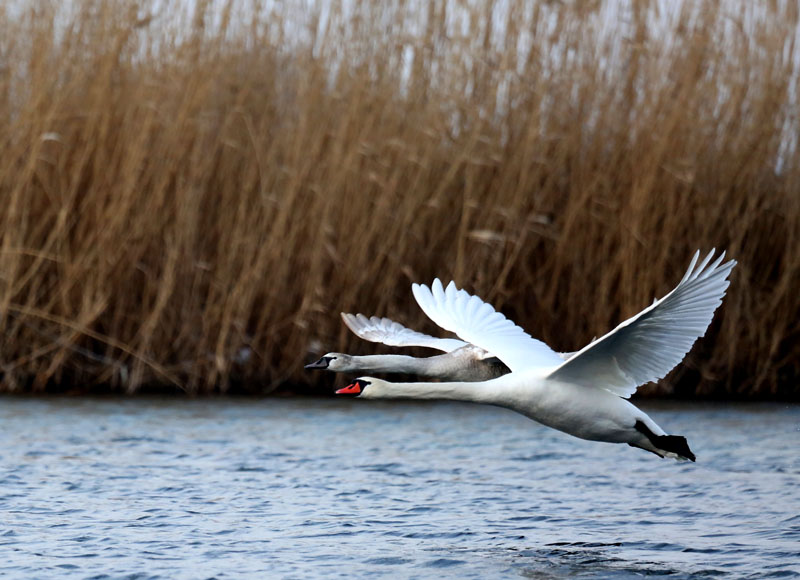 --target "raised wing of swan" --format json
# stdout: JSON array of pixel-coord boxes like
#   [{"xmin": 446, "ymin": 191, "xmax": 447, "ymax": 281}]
[
  {"xmin": 411, "ymin": 280, "xmax": 565, "ymax": 370},
  {"xmin": 340, "ymin": 312, "xmax": 469, "ymax": 353},
  {"xmin": 546, "ymin": 250, "xmax": 736, "ymax": 397}
]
